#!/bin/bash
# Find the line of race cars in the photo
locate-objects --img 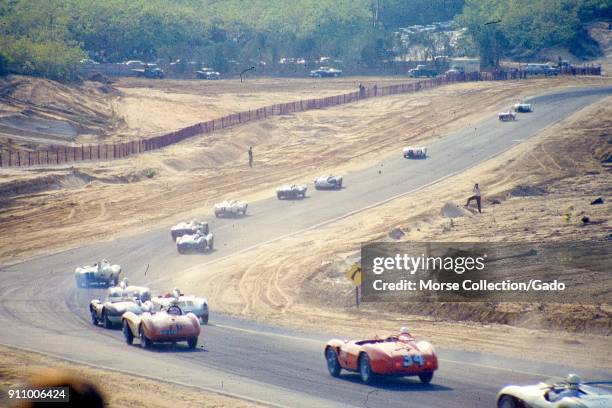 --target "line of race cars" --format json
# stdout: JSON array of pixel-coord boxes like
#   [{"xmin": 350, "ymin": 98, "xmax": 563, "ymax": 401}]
[{"xmin": 71, "ymin": 100, "xmax": 611, "ymax": 405}]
